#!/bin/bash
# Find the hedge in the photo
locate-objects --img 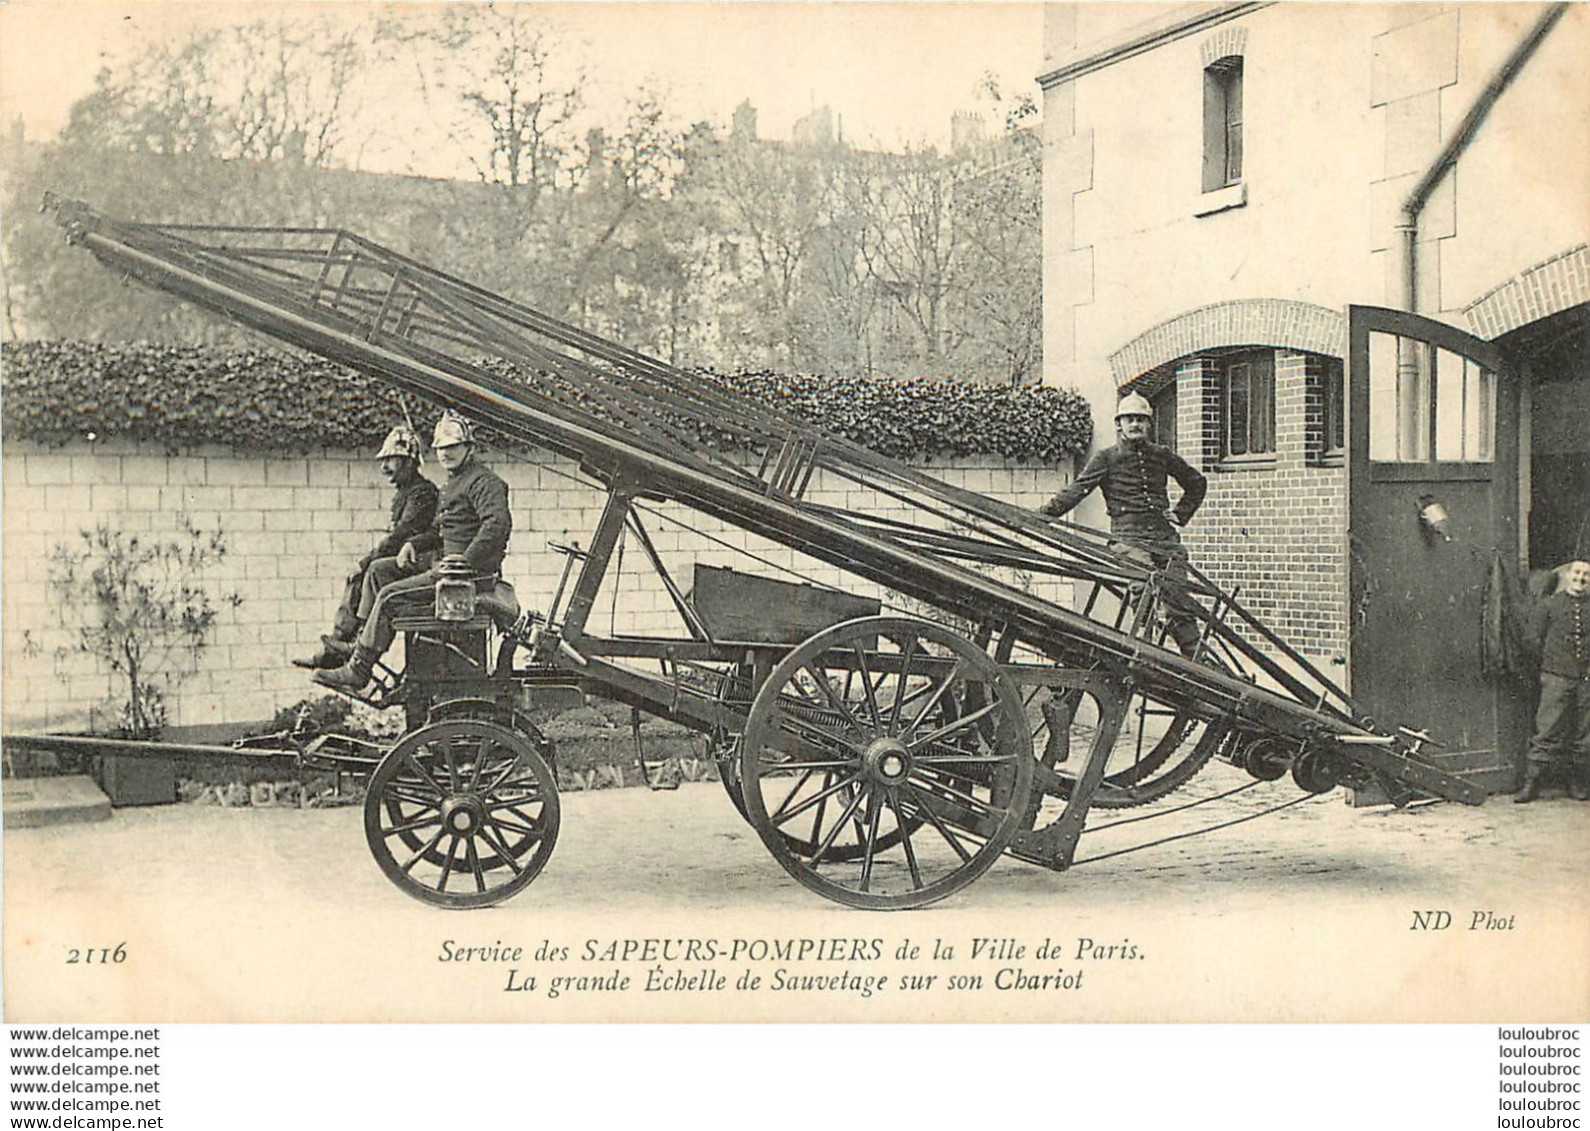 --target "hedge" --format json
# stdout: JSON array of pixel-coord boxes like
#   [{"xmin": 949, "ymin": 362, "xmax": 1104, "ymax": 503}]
[{"xmin": 1, "ymin": 341, "xmax": 1092, "ymax": 462}]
